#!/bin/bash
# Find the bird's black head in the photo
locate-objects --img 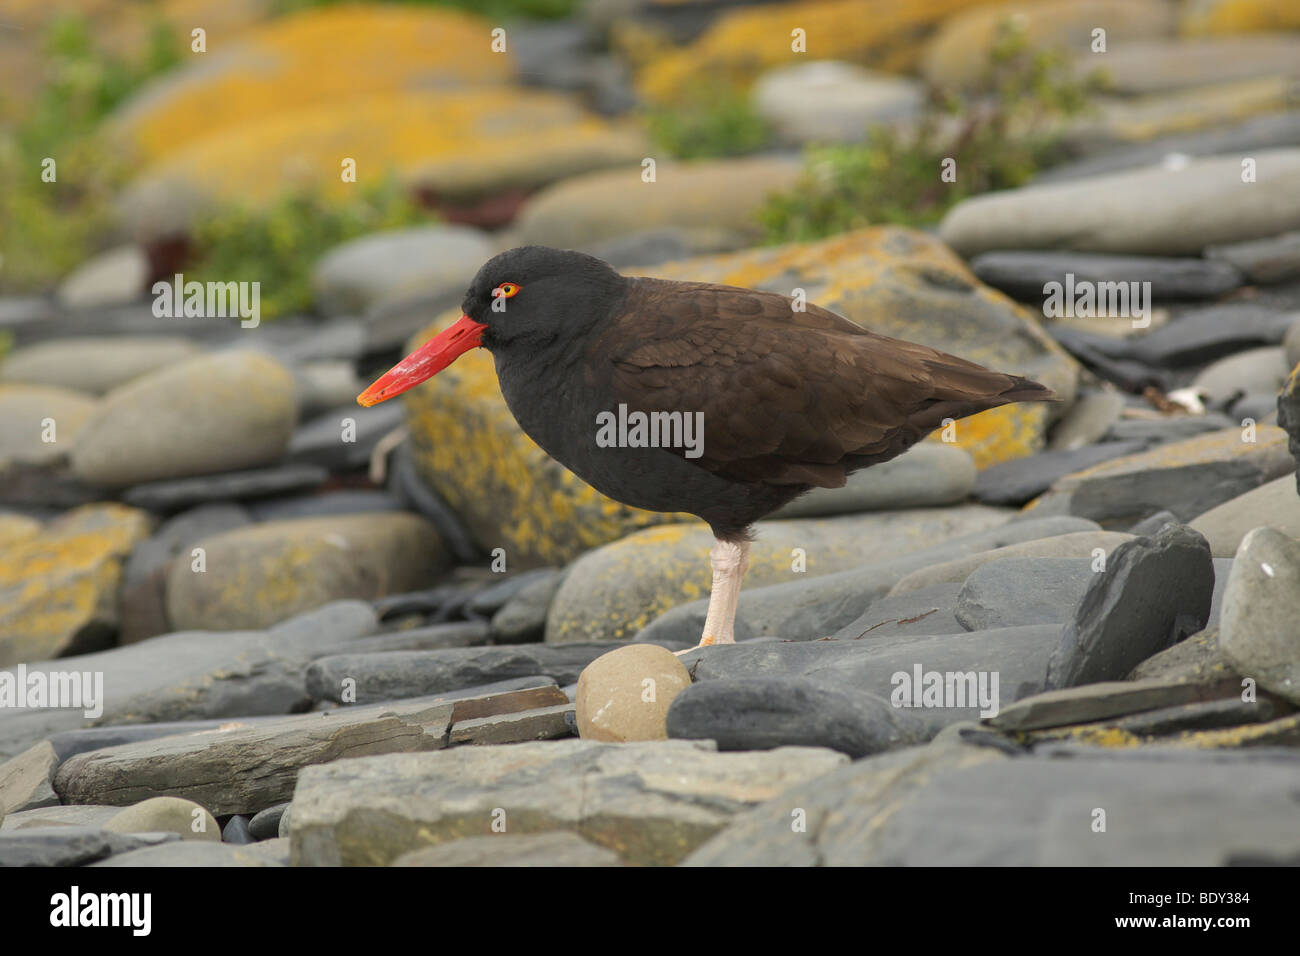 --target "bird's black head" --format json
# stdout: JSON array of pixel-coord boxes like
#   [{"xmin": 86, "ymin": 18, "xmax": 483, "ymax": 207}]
[
  {"xmin": 461, "ymin": 246, "xmax": 626, "ymax": 351},
  {"xmin": 356, "ymin": 245, "xmax": 625, "ymax": 407}
]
